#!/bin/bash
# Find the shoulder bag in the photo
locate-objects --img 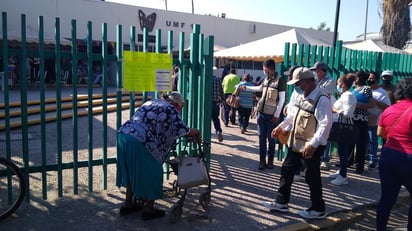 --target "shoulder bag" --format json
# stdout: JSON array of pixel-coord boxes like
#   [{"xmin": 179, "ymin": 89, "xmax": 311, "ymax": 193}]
[
  {"xmin": 328, "ymin": 113, "xmax": 359, "ymax": 144},
  {"xmin": 226, "ymin": 87, "xmax": 240, "ymax": 109},
  {"xmin": 177, "ymin": 157, "xmax": 209, "ymax": 189}
]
